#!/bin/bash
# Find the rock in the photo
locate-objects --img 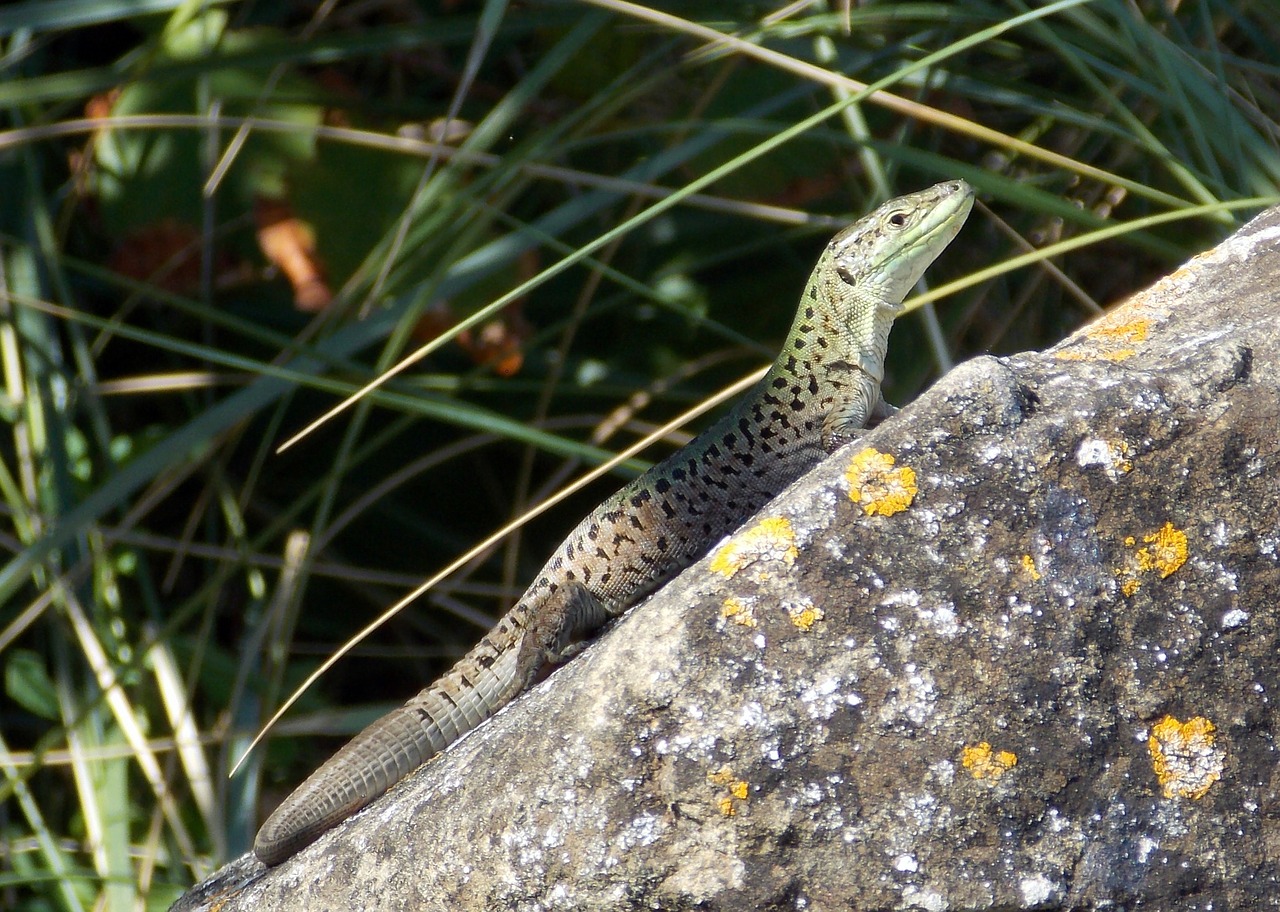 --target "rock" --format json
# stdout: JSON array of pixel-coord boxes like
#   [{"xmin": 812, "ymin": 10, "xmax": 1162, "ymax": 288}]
[{"xmin": 174, "ymin": 203, "xmax": 1280, "ymax": 911}]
